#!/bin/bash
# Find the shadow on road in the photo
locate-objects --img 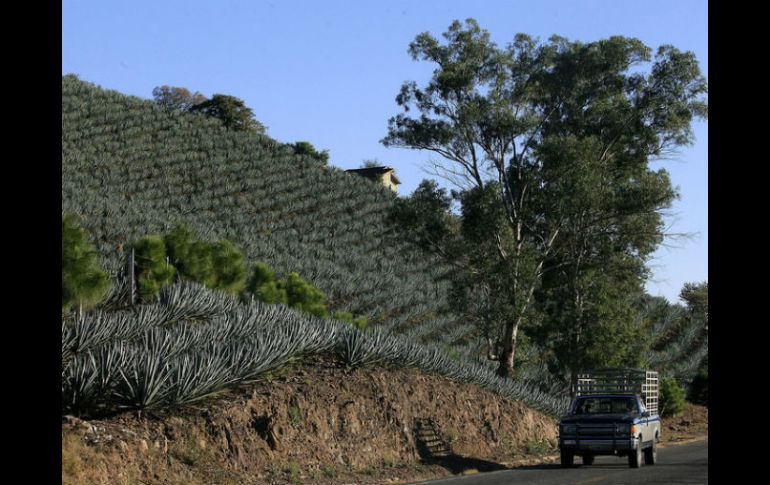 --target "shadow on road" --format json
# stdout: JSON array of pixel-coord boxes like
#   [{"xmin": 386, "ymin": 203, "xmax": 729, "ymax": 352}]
[
  {"xmin": 419, "ymin": 453, "xmax": 510, "ymax": 475},
  {"xmin": 511, "ymin": 462, "xmax": 563, "ymax": 470}
]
